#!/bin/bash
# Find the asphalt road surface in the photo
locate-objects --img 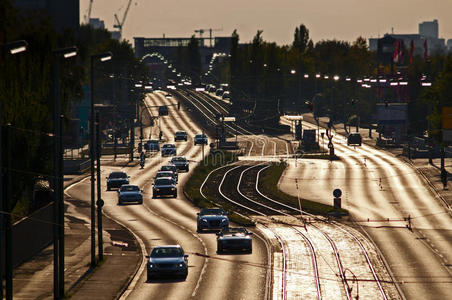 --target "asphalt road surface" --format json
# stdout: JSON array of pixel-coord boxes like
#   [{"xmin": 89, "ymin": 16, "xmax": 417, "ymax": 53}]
[
  {"xmin": 280, "ymin": 116, "xmax": 452, "ymax": 300},
  {"xmin": 65, "ymin": 91, "xmax": 268, "ymax": 300}
]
